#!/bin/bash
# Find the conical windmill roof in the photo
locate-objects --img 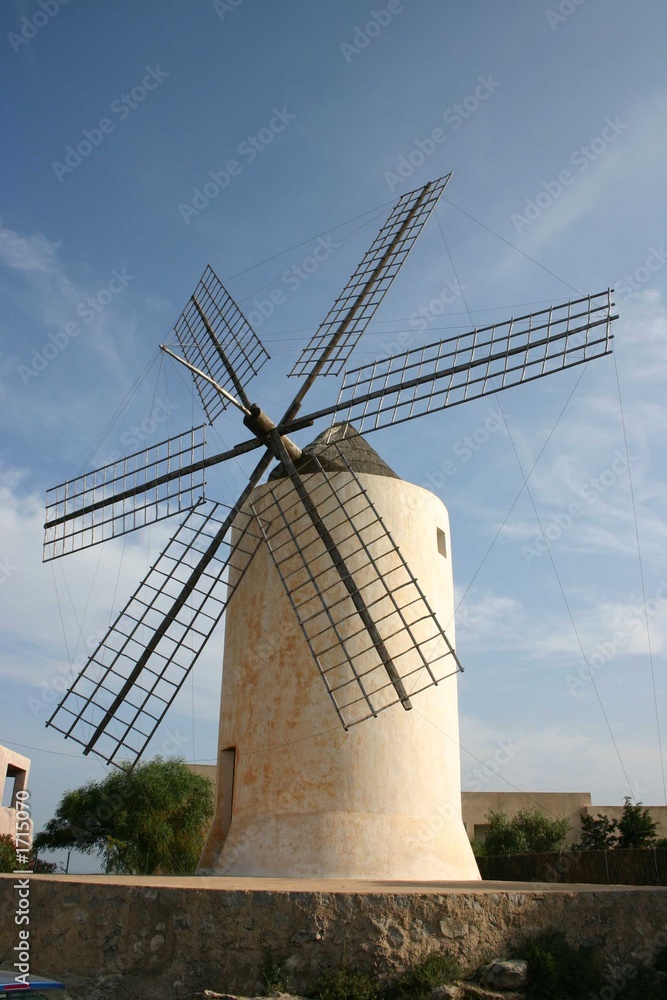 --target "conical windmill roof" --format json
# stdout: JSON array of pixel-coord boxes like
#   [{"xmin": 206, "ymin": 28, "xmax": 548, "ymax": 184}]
[{"xmin": 269, "ymin": 422, "xmax": 400, "ymax": 481}]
